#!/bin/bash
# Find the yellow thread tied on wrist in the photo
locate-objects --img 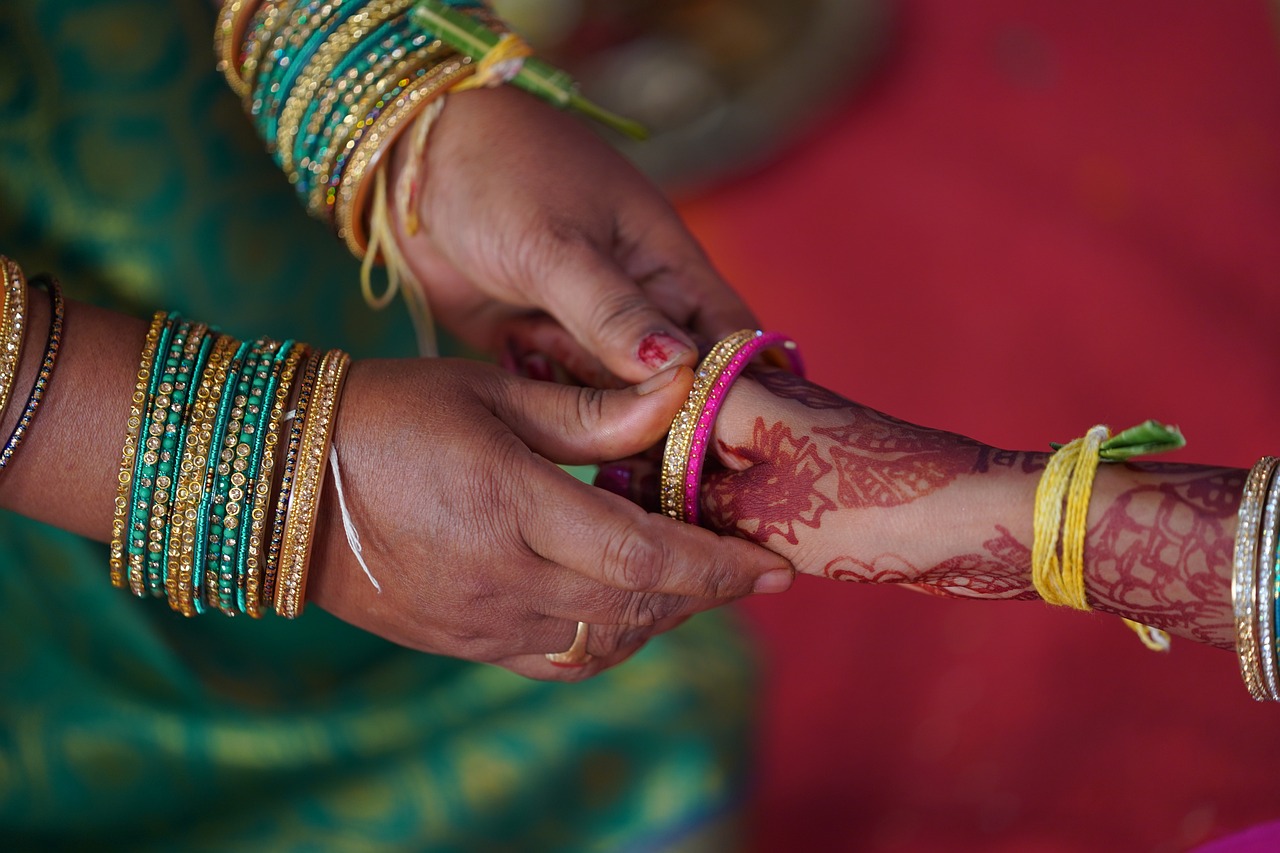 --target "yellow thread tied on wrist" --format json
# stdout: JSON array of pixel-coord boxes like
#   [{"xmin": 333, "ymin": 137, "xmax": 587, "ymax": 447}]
[{"xmin": 1032, "ymin": 424, "xmax": 1173, "ymax": 652}]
